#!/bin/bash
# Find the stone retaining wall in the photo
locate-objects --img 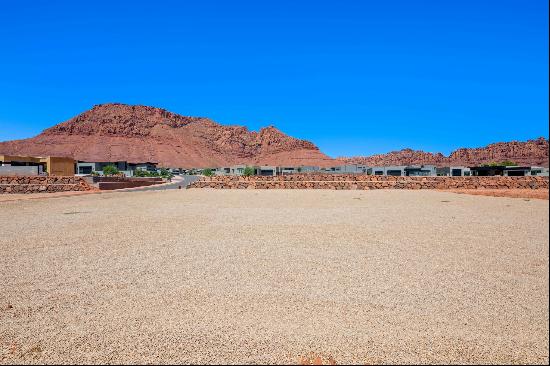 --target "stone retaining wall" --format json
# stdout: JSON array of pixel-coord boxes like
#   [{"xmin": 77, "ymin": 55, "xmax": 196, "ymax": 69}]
[
  {"xmin": 98, "ymin": 180, "xmax": 163, "ymax": 190},
  {"xmin": 0, "ymin": 176, "xmax": 93, "ymax": 194},
  {"xmin": 188, "ymin": 174, "xmax": 549, "ymax": 190},
  {"xmin": 89, "ymin": 176, "xmax": 164, "ymax": 184}
]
